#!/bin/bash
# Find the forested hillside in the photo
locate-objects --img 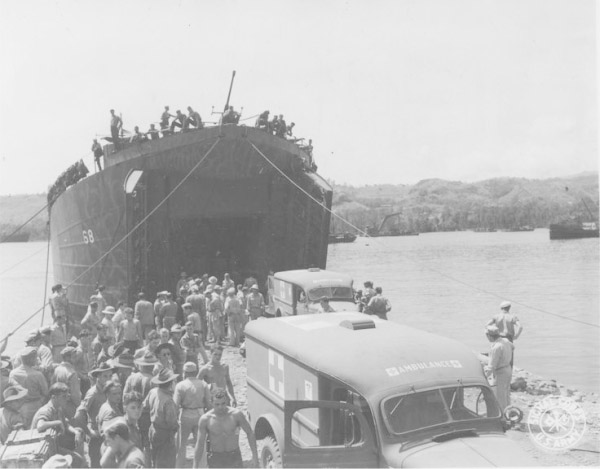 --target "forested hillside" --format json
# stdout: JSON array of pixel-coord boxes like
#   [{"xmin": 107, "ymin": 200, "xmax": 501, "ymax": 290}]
[
  {"xmin": 329, "ymin": 172, "xmax": 599, "ymax": 234},
  {"xmin": 0, "ymin": 173, "xmax": 598, "ymax": 240}
]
